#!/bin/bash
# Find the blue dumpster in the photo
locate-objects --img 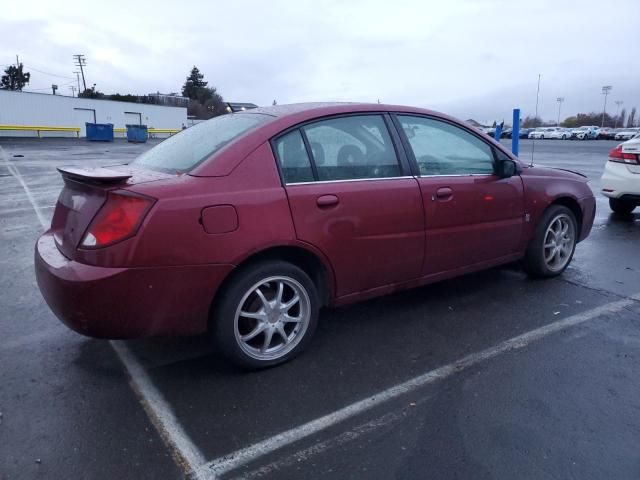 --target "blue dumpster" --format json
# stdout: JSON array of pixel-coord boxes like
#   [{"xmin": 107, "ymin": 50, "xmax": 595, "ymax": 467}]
[
  {"xmin": 126, "ymin": 124, "xmax": 148, "ymax": 143},
  {"xmin": 85, "ymin": 123, "xmax": 114, "ymax": 142}
]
